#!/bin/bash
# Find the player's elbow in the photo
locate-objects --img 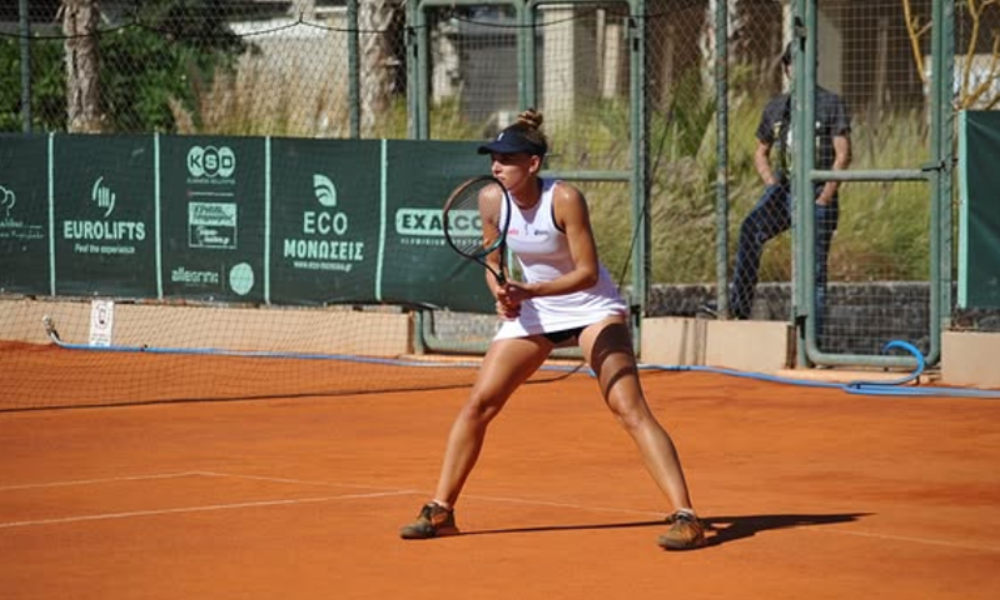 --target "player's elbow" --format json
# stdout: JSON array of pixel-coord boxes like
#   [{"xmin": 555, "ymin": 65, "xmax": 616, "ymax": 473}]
[{"xmin": 577, "ymin": 267, "xmax": 600, "ymax": 289}]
